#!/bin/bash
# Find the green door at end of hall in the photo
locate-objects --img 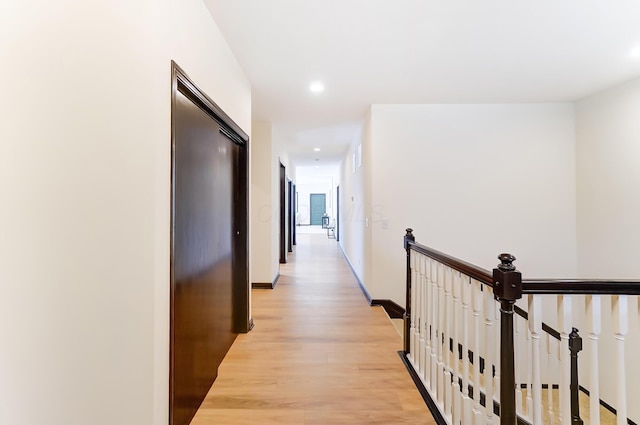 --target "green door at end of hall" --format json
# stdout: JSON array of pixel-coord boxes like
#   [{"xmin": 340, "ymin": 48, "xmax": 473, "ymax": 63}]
[{"xmin": 310, "ymin": 194, "xmax": 326, "ymax": 225}]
